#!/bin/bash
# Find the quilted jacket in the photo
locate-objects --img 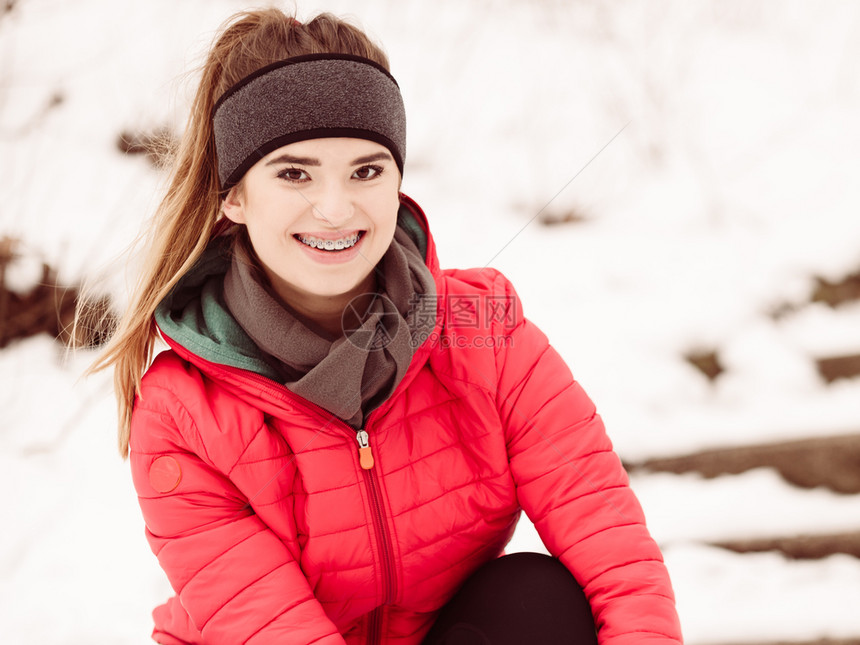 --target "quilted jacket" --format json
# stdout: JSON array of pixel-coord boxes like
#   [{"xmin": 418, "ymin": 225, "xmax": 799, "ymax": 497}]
[{"xmin": 129, "ymin": 194, "xmax": 683, "ymax": 645}]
